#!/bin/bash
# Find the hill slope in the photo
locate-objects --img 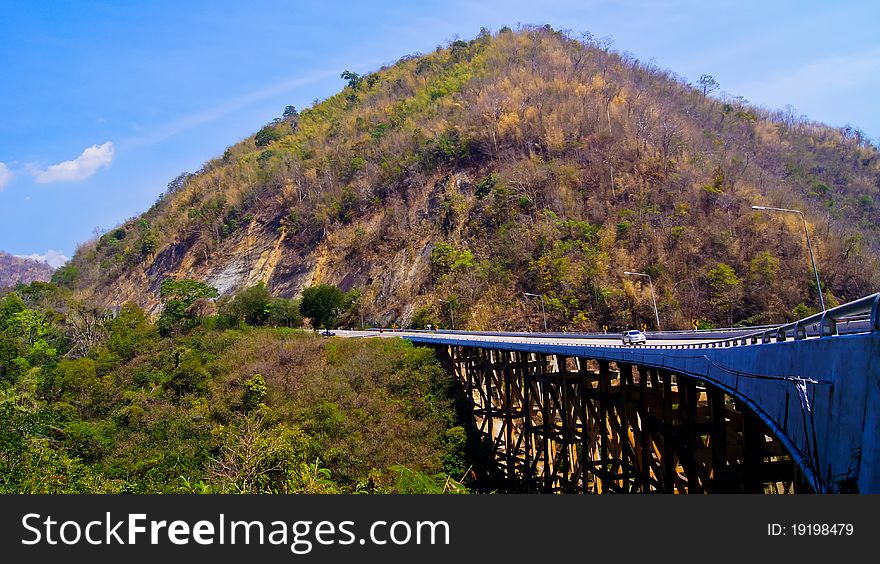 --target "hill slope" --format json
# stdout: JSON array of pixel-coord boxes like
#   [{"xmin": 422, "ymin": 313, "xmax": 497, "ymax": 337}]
[
  {"xmin": 0, "ymin": 251, "xmax": 54, "ymax": 288},
  {"xmin": 65, "ymin": 26, "xmax": 880, "ymax": 330}
]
